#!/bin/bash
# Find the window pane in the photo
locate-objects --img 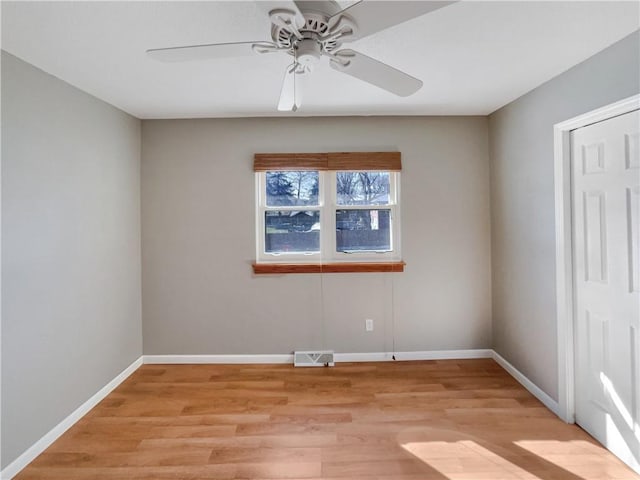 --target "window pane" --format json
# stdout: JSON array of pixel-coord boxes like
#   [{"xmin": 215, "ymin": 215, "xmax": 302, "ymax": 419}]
[
  {"xmin": 336, "ymin": 209, "xmax": 391, "ymax": 252},
  {"xmin": 265, "ymin": 211, "xmax": 320, "ymax": 253},
  {"xmin": 336, "ymin": 172, "xmax": 390, "ymax": 205},
  {"xmin": 266, "ymin": 171, "xmax": 319, "ymax": 206}
]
